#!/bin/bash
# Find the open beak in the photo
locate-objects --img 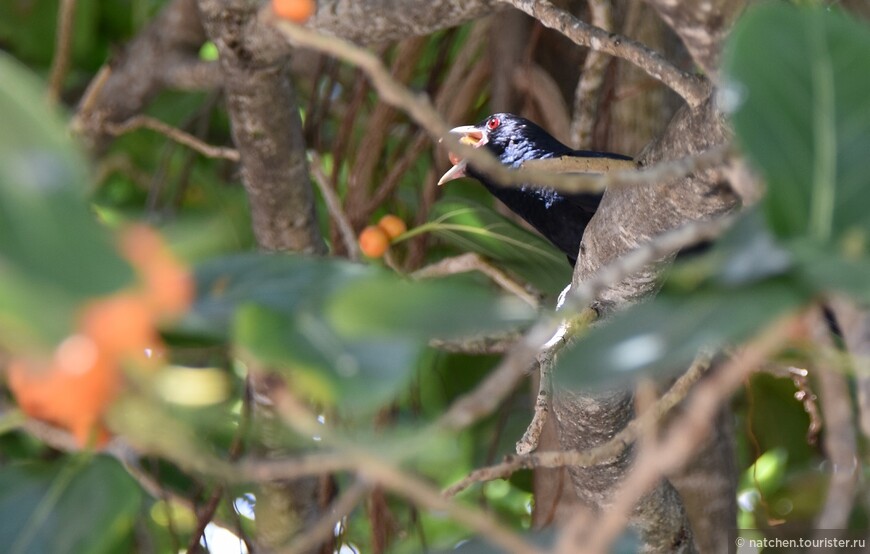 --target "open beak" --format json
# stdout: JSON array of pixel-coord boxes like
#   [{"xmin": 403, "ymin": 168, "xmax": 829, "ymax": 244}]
[{"xmin": 437, "ymin": 125, "xmax": 488, "ymax": 186}]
